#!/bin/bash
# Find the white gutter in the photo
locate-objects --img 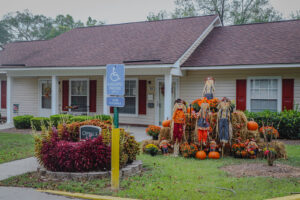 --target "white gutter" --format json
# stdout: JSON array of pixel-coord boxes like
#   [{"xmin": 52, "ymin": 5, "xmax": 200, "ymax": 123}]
[
  {"xmin": 181, "ymin": 63, "xmax": 300, "ymax": 70},
  {"xmin": 174, "ymin": 16, "xmax": 221, "ymax": 68},
  {"xmin": 0, "ymin": 64, "xmax": 173, "ymax": 71}
]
